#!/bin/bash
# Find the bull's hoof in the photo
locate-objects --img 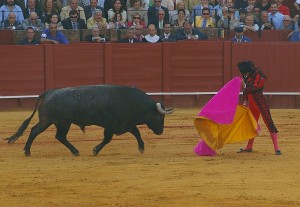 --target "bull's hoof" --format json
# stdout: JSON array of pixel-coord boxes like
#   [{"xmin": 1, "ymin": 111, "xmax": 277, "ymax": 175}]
[
  {"xmin": 6, "ymin": 137, "xmax": 17, "ymax": 144},
  {"xmin": 138, "ymin": 147, "xmax": 144, "ymax": 154},
  {"xmin": 72, "ymin": 152, "xmax": 80, "ymax": 156},
  {"xmin": 24, "ymin": 151, "xmax": 31, "ymax": 157},
  {"xmin": 93, "ymin": 147, "xmax": 99, "ymax": 156}
]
